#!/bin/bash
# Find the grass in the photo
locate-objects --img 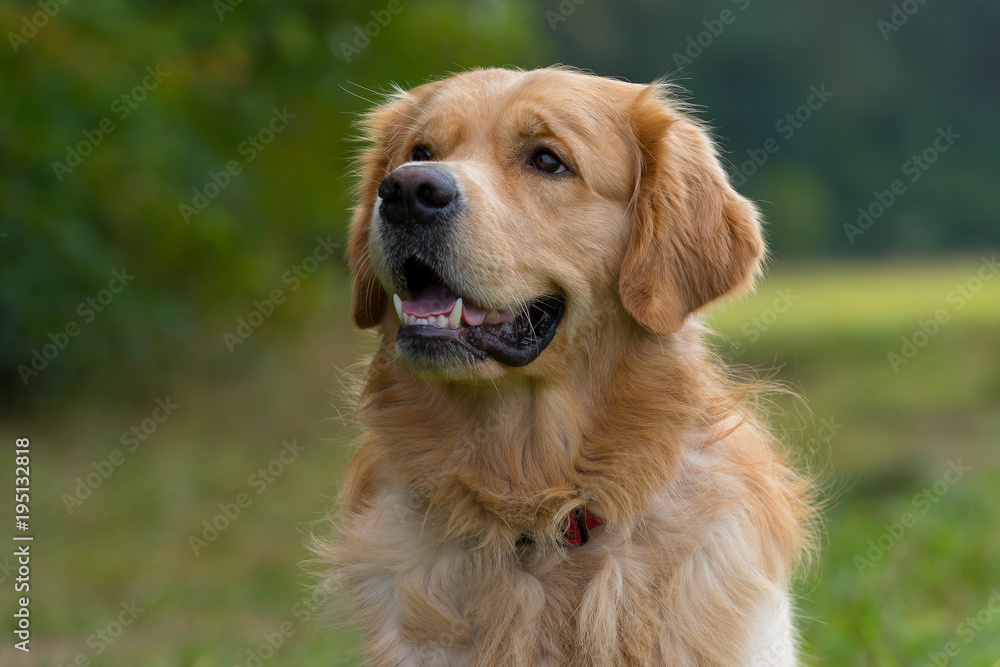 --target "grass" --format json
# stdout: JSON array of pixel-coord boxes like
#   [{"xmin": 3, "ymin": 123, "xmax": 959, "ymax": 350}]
[
  {"xmin": 3, "ymin": 257, "xmax": 998, "ymax": 665},
  {"xmin": 706, "ymin": 257, "xmax": 1000, "ymax": 665}
]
